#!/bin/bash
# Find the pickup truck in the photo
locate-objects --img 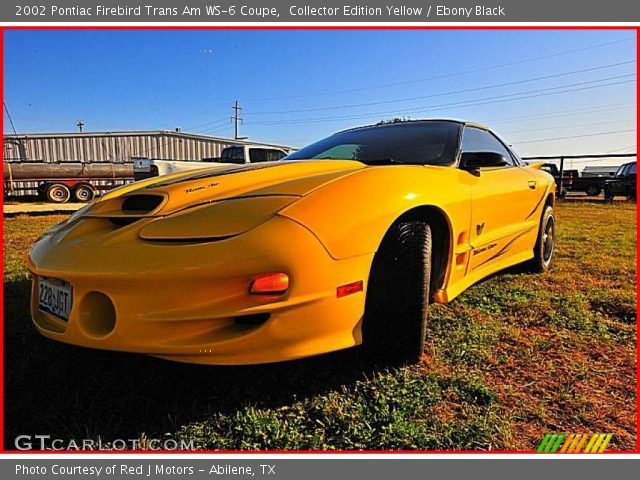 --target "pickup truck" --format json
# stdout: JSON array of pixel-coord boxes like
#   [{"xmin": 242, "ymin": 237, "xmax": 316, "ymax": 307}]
[
  {"xmin": 604, "ymin": 161, "xmax": 636, "ymax": 201},
  {"xmin": 538, "ymin": 163, "xmax": 574, "ymax": 197},
  {"xmin": 539, "ymin": 163, "xmax": 609, "ymax": 196},
  {"xmin": 133, "ymin": 144, "xmax": 290, "ymax": 181}
]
